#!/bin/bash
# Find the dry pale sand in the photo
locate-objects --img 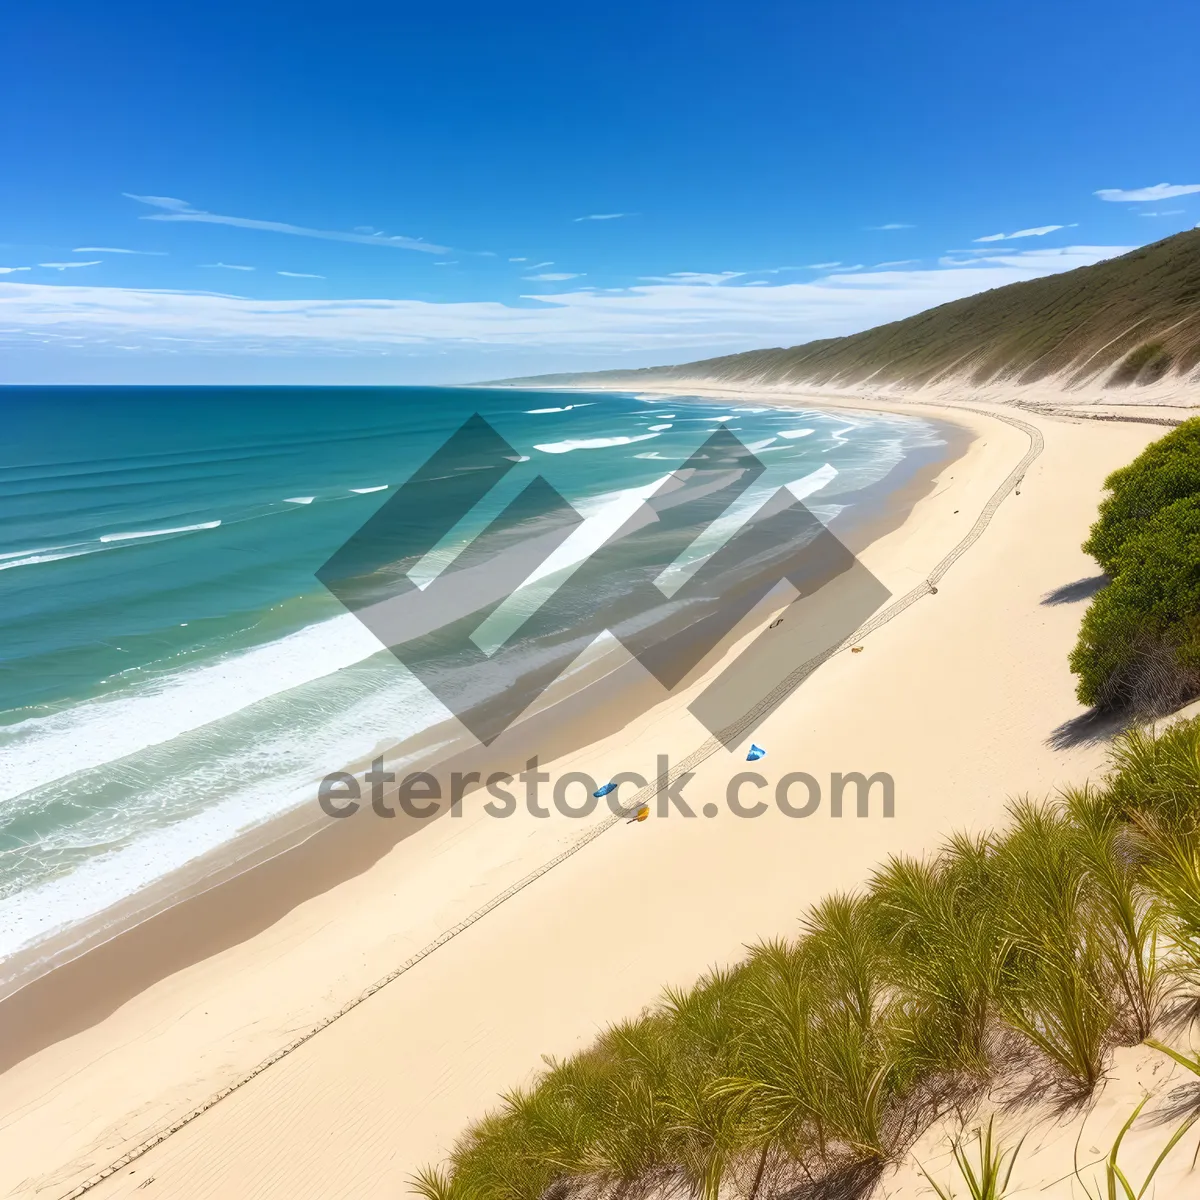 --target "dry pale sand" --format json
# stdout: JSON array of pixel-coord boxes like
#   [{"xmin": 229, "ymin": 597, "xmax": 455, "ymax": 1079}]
[
  {"xmin": 621, "ymin": 370, "xmax": 1200, "ymax": 424},
  {"xmin": 0, "ymin": 390, "xmax": 1191, "ymax": 1200},
  {"xmin": 879, "ymin": 1033, "xmax": 1200, "ymax": 1197}
]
